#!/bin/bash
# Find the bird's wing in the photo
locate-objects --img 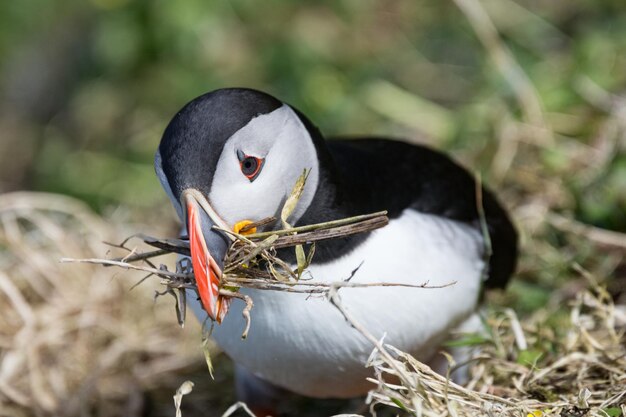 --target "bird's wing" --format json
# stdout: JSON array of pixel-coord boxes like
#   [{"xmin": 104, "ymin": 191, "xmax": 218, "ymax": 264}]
[{"xmin": 325, "ymin": 137, "xmax": 517, "ymax": 289}]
